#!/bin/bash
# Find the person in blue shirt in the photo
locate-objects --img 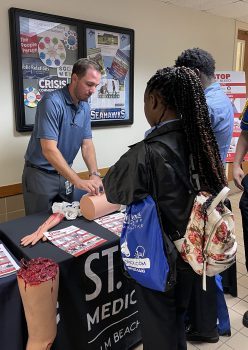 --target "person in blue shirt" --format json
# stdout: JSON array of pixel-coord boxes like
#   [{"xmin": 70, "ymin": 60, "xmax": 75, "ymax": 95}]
[
  {"xmin": 233, "ymin": 101, "xmax": 248, "ymax": 328},
  {"xmin": 175, "ymin": 48, "xmax": 234, "ymax": 343},
  {"xmin": 176, "ymin": 48, "xmax": 233, "ymax": 163},
  {"xmin": 22, "ymin": 58, "xmax": 103, "ymax": 215}
]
